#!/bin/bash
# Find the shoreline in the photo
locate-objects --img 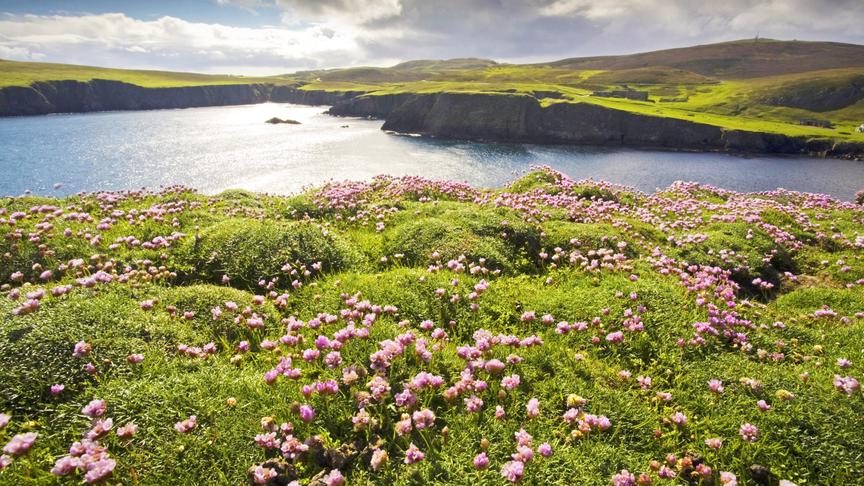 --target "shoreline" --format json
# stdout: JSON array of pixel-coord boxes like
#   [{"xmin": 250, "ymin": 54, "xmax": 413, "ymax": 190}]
[{"xmin": 1, "ymin": 79, "xmax": 863, "ymax": 160}]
